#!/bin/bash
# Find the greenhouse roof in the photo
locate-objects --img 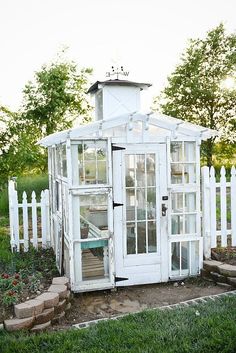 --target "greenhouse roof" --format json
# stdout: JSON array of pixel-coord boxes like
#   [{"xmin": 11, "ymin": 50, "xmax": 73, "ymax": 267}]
[{"xmin": 38, "ymin": 111, "xmax": 218, "ymax": 147}]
